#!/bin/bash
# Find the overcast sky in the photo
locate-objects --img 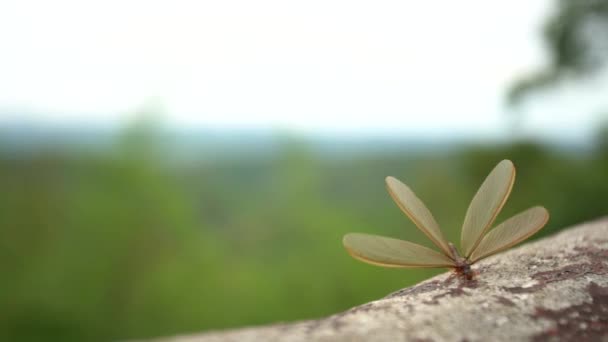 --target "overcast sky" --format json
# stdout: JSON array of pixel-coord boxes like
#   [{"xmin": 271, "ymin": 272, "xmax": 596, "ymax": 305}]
[{"xmin": 0, "ymin": 0, "xmax": 606, "ymax": 141}]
